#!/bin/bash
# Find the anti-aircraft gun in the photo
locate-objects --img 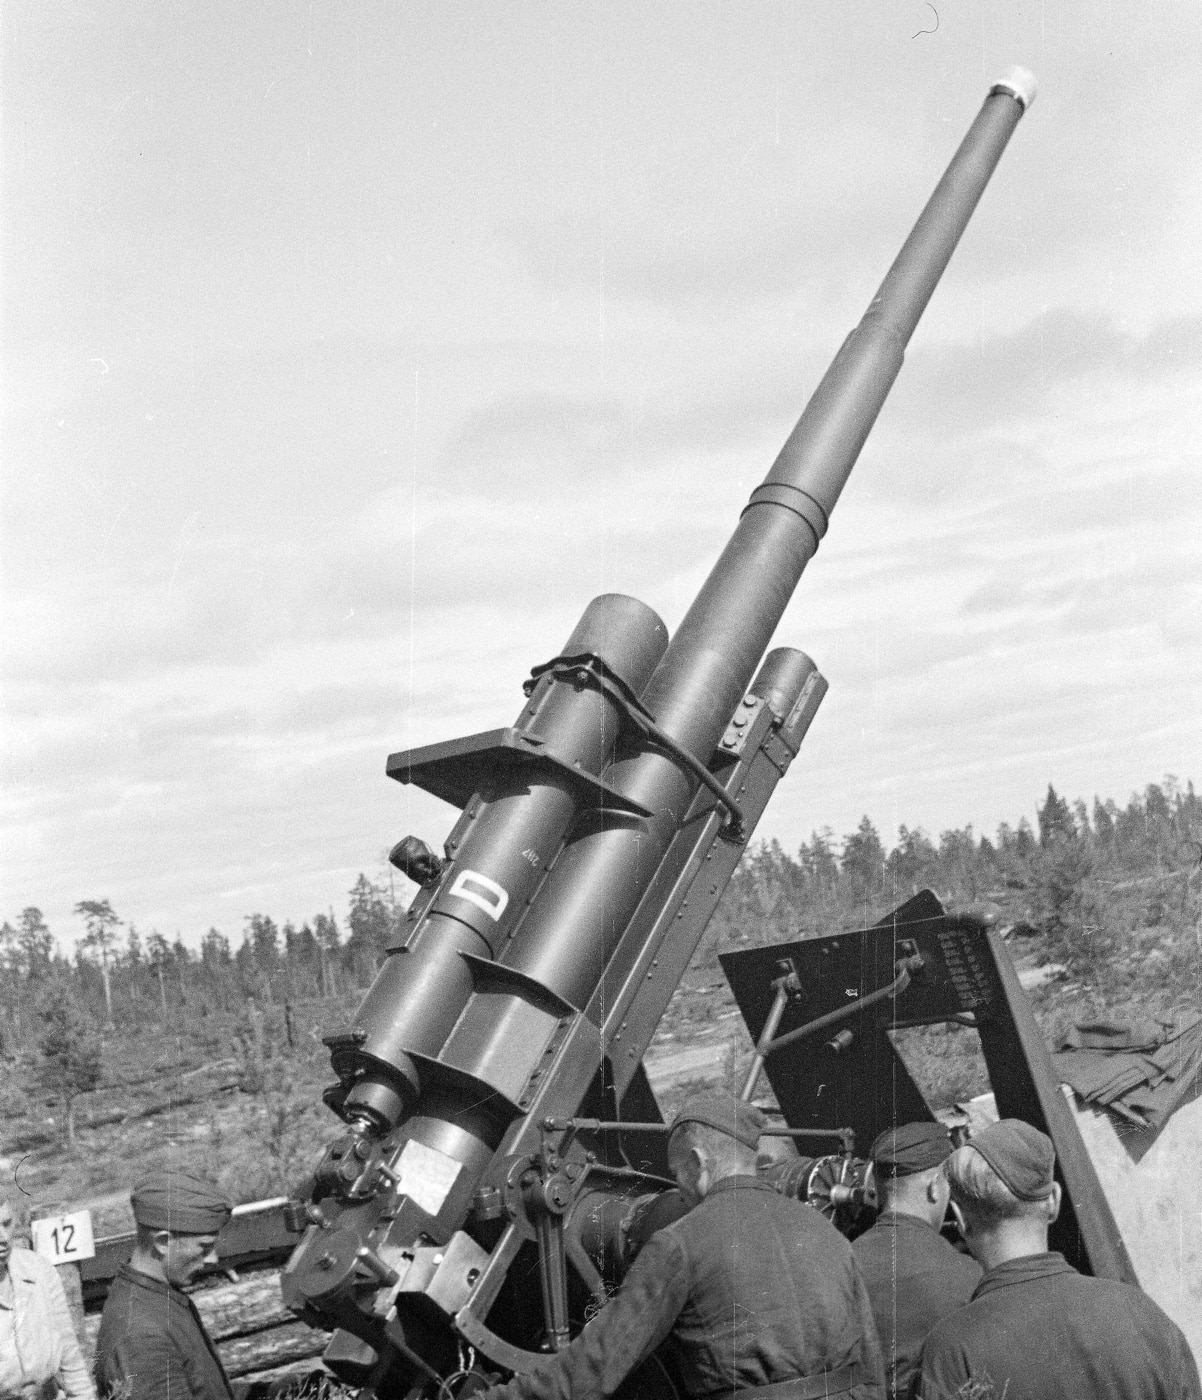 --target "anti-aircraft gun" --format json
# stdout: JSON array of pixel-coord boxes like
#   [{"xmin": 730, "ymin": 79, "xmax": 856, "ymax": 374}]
[{"xmin": 282, "ymin": 68, "xmax": 1127, "ymax": 1396}]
